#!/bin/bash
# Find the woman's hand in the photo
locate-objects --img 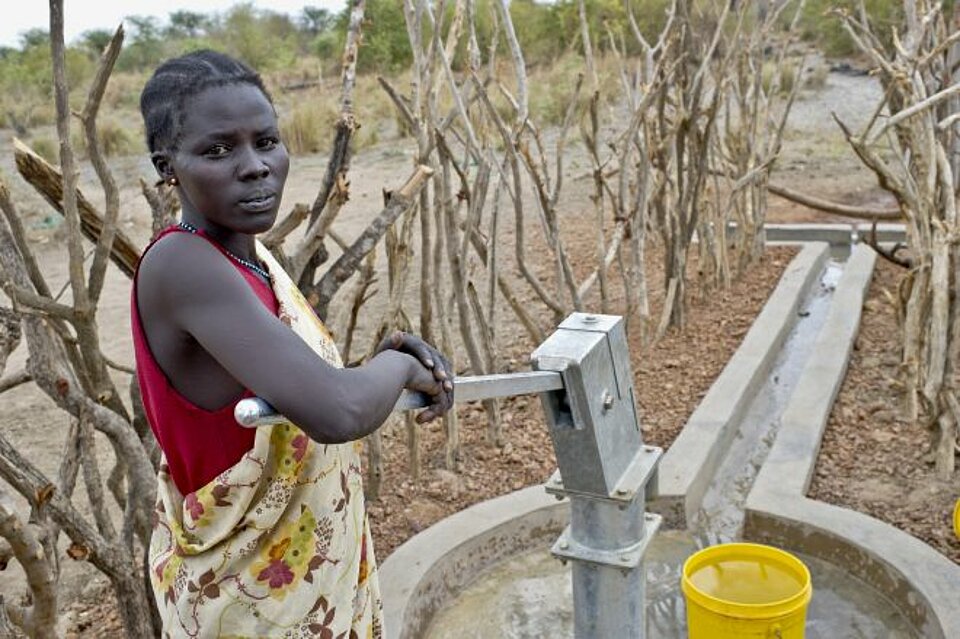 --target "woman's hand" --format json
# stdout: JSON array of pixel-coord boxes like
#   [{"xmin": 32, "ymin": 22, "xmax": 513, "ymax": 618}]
[{"xmin": 377, "ymin": 331, "xmax": 455, "ymax": 423}]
